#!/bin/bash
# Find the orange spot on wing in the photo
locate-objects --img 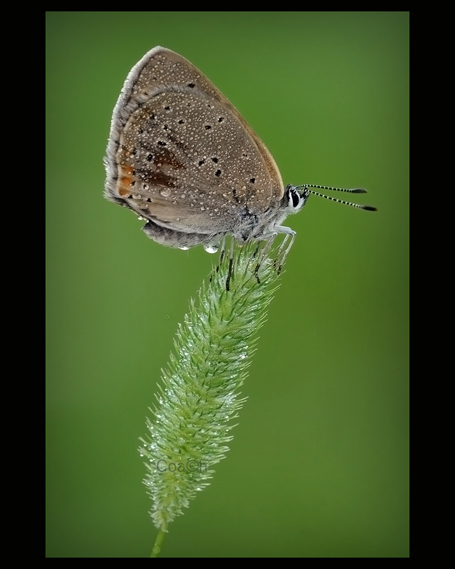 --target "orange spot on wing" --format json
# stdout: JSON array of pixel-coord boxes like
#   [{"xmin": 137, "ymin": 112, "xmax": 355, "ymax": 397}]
[{"xmin": 118, "ymin": 164, "xmax": 135, "ymax": 196}]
